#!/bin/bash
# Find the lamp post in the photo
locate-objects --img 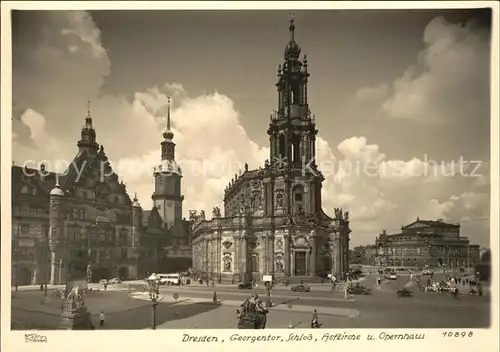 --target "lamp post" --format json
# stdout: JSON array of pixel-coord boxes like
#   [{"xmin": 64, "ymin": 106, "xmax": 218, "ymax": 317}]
[{"xmin": 147, "ymin": 274, "xmax": 162, "ymax": 330}]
